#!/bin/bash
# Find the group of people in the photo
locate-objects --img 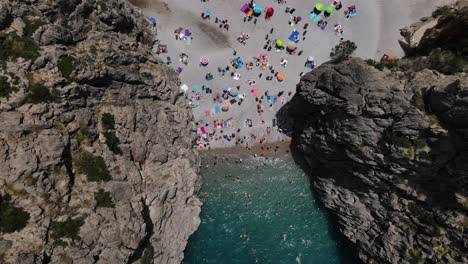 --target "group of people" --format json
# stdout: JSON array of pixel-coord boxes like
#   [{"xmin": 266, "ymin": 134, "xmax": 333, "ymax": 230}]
[{"xmin": 154, "ymin": 0, "xmax": 358, "ymax": 150}]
